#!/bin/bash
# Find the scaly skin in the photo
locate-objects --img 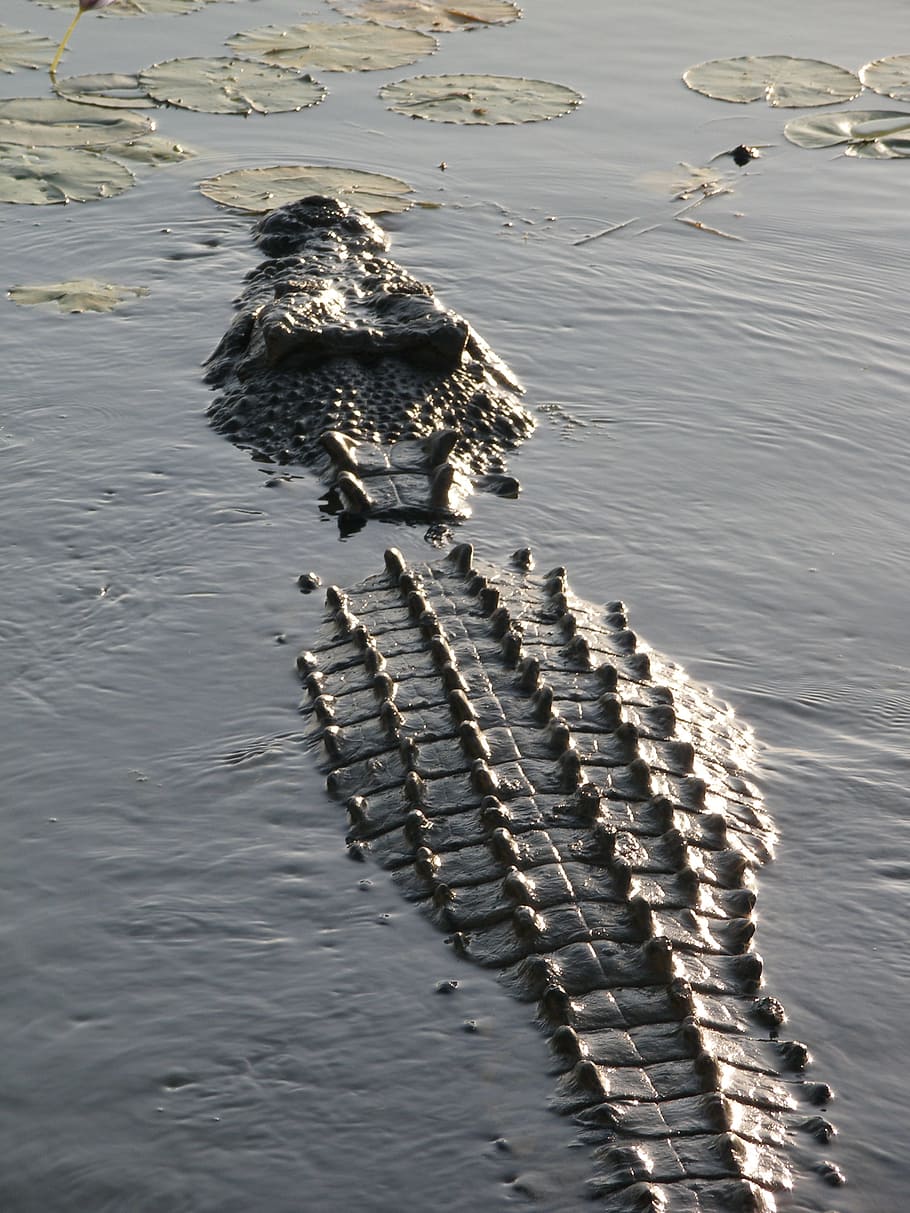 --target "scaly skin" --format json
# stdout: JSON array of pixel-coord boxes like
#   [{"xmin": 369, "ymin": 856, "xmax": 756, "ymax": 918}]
[
  {"xmin": 298, "ymin": 541, "xmax": 842, "ymax": 1211},
  {"xmin": 206, "ymin": 196, "xmax": 534, "ymax": 522}
]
